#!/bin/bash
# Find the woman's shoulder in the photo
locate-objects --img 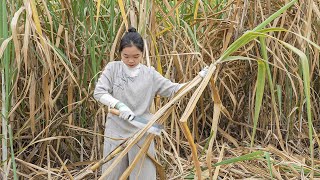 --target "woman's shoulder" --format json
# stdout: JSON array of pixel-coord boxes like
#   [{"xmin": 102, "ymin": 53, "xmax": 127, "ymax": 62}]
[
  {"xmin": 104, "ymin": 60, "xmax": 122, "ymax": 69},
  {"xmin": 141, "ymin": 64, "xmax": 159, "ymax": 76},
  {"xmin": 140, "ymin": 64, "xmax": 156, "ymax": 72},
  {"xmin": 107, "ymin": 60, "xmax": 121, "ymax": 66}
]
